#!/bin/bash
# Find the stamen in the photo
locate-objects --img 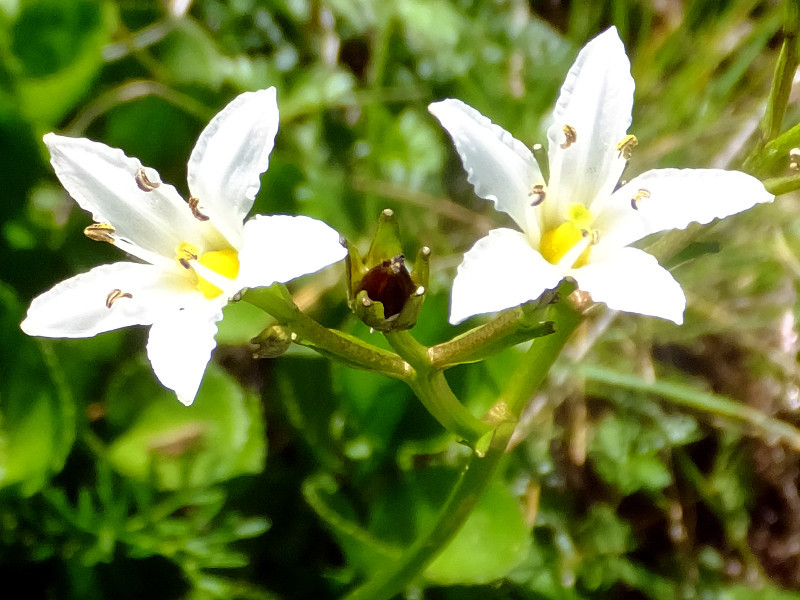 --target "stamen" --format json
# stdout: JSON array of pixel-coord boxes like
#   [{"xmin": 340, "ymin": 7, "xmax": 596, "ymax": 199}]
[
  {"xmin": 188, "ymin": 196, "xmax": 210, "ymax": 221},
  {"xmin": 616, "ymin": 134, "xmax": 638, "ymax": 160},
  {"xmin": 630, "ymin": 189, "xmax": 651, "ymax": 210},
  {"xmin": 529, "ymin": 183, "xmax": 546, "ymax": 206},
  {"xmin": 135, "ymin": 167, "xmax": 160, "ymax": 192},
  {"xmin": 106, "ymin": 288, "xmax": 132, "ymax": 308},
  {"xmin": 176, "ymin": 242, "xmax": 199, "ymax": 269},
  {"xmin": 389, "ymin": 254, "xmax": 405, "ymax": 274},
  {"xmin": 581, "ymin": 229, "xmax": 600, "ymax": 245},
  {"xmin": 790, "ymin": 148, "xmax": 800, "ymax": 171},
  {"xmin": 84, "ymin": 222, "xmax": 115, "ymax": 244},
  {"xmin": 561, "ymin": 125, "xmax": 577, "ymax": 149}
]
